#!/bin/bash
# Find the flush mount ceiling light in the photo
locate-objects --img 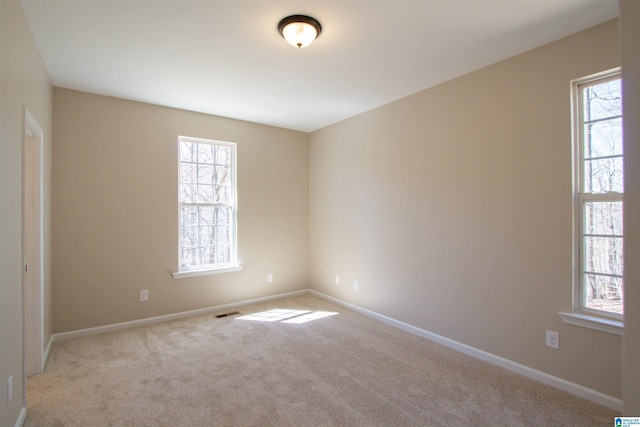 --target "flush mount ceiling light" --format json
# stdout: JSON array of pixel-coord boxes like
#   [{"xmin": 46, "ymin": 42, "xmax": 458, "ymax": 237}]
[{"xmin": 278, "ymin": 15, "xmax": 322, "ymax": 48}]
